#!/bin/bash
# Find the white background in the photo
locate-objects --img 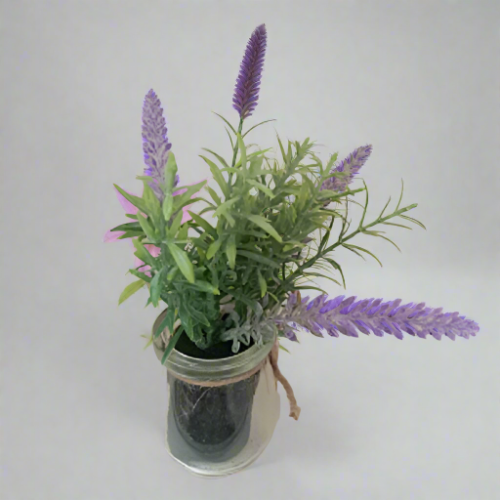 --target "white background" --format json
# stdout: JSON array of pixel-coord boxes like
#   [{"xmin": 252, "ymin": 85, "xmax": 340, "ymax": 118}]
[{"xmin": 1, "ymin": 1, "xmax": 499, "ymax": 499}]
